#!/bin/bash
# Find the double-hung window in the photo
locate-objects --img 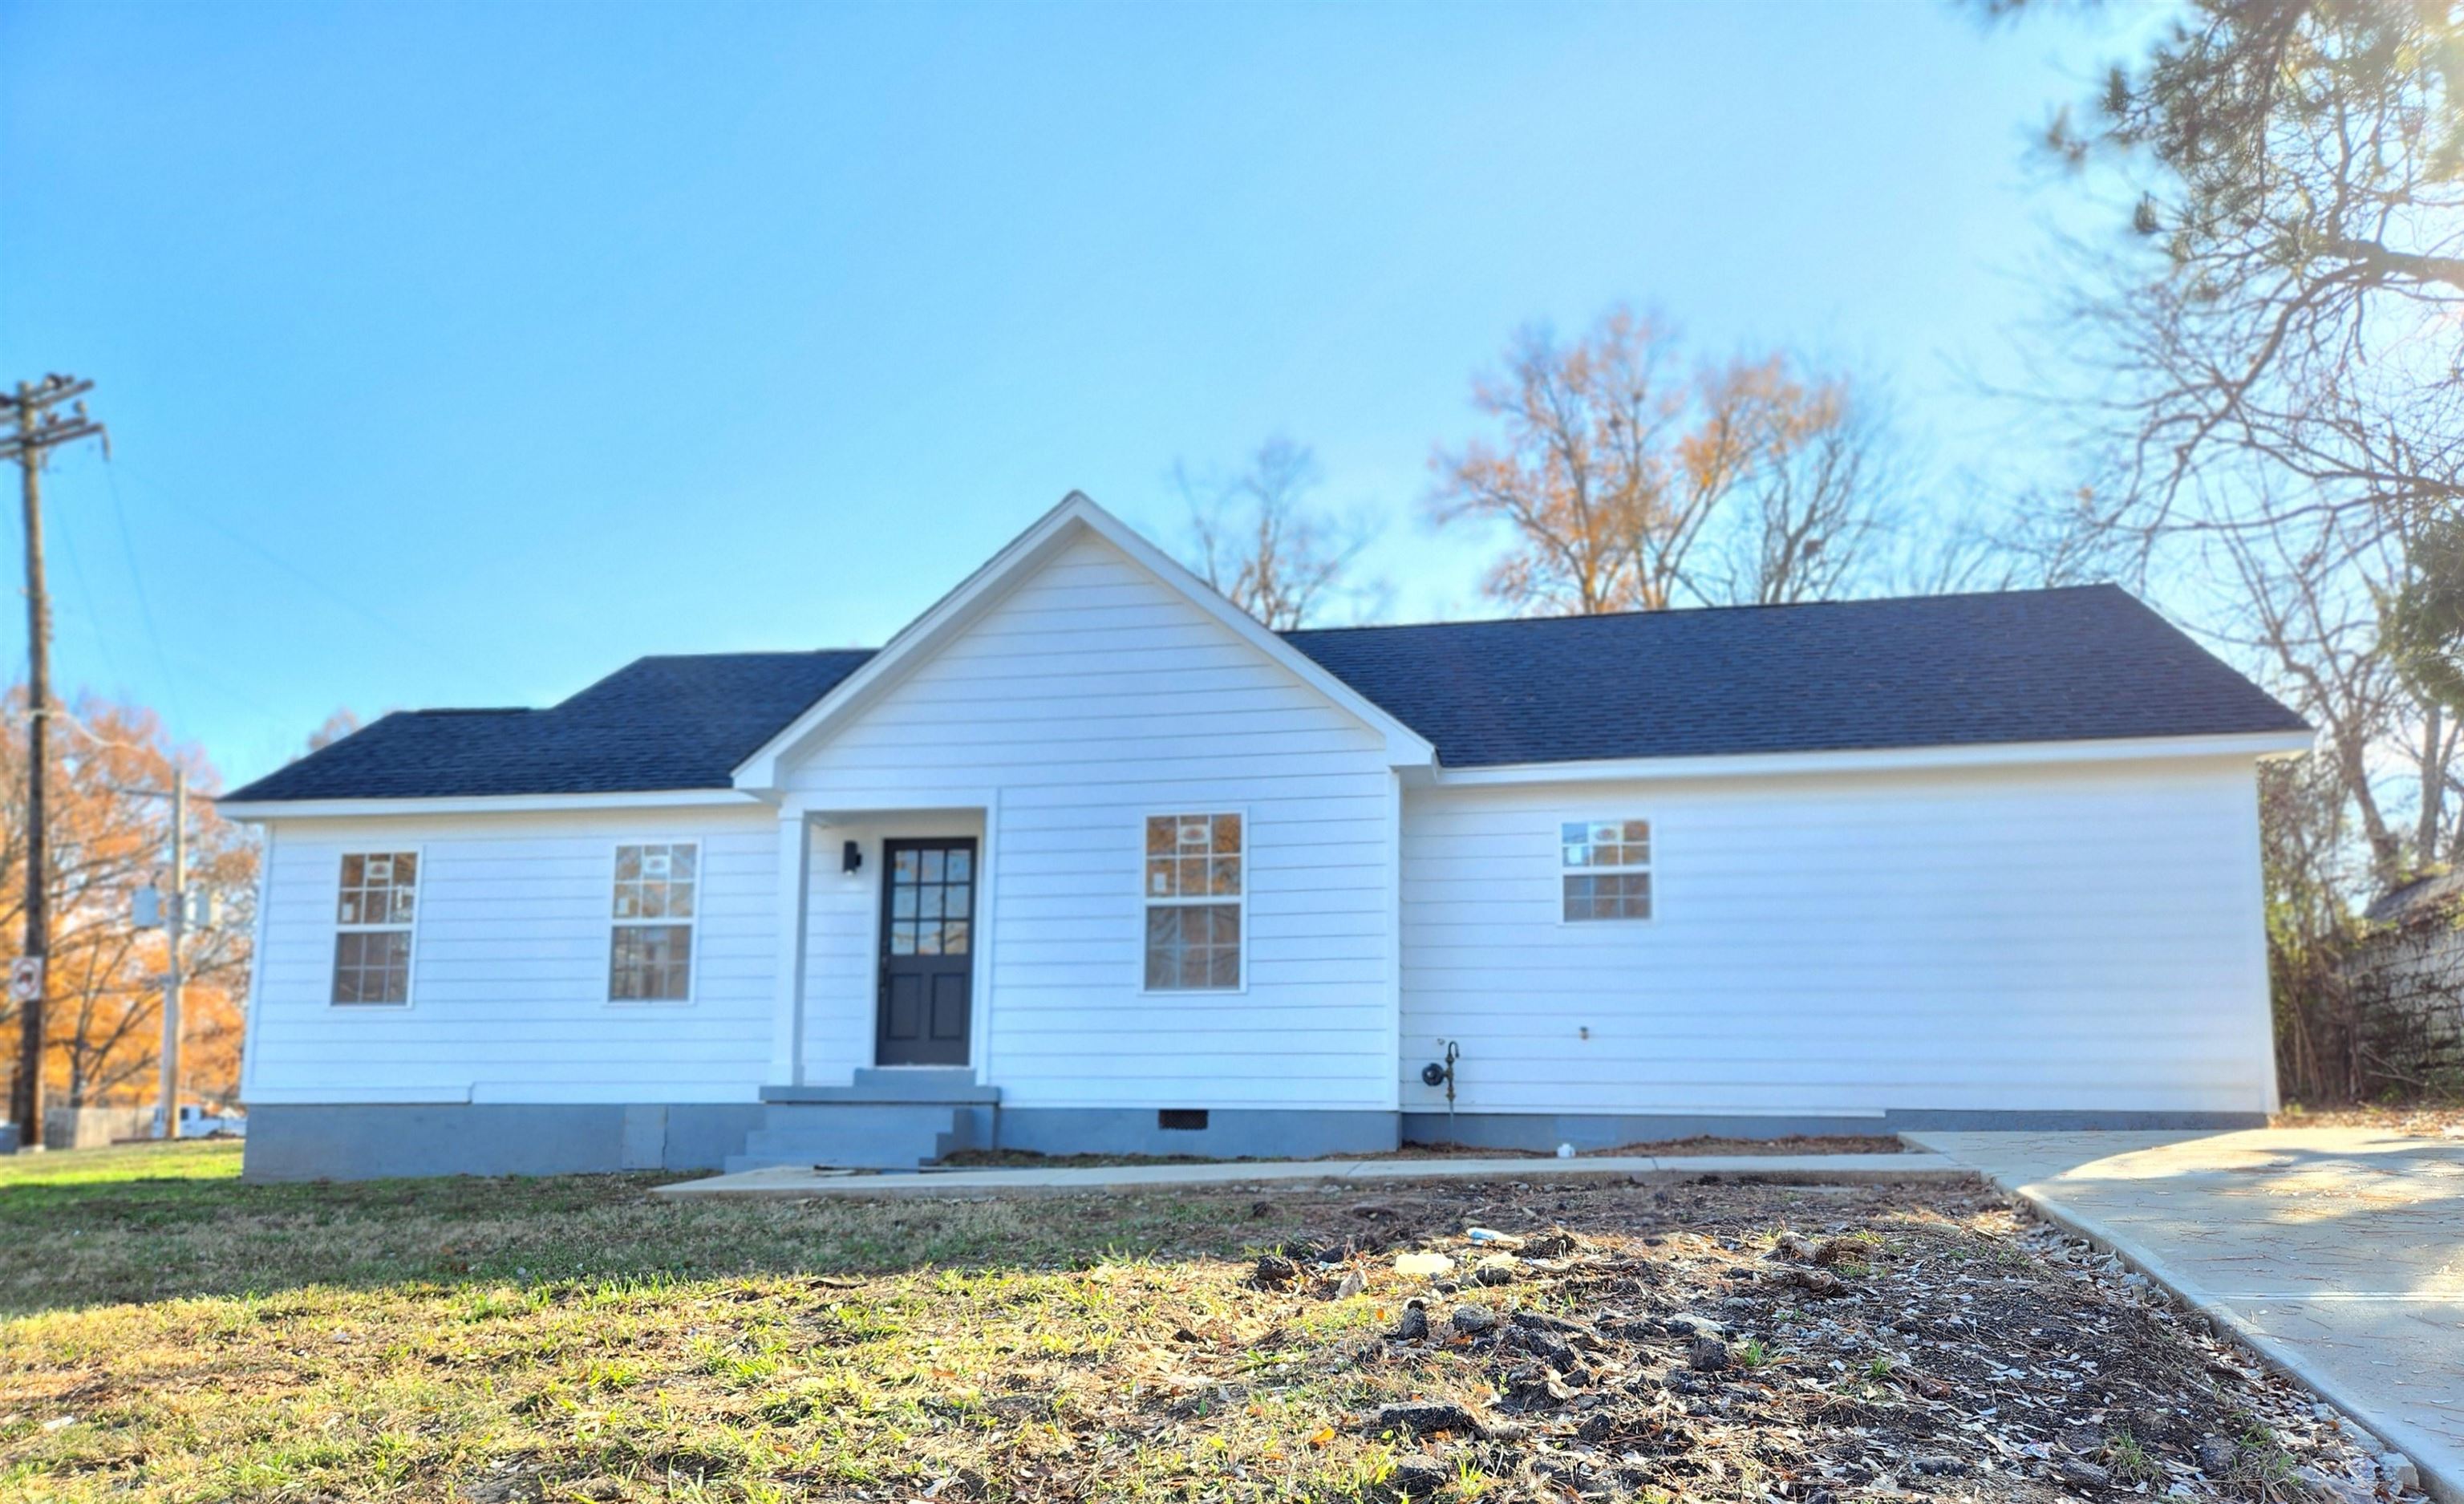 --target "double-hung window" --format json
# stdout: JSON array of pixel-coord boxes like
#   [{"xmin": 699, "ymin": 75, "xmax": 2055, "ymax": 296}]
[
  {"xmin": 610, "ymin": 842, "xmax": 696, "ymax": 1003},
  {"xmin": 1561, "ymin": 819, "xmax": 1651, "ymax": 922},
  {"xmin": 1143, "ymin": 813, "xmax": 1242, "ymax": 991},
  {"xmin": 332, "ymin": 852, "xmax": 416, "ymax": 1004}
]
